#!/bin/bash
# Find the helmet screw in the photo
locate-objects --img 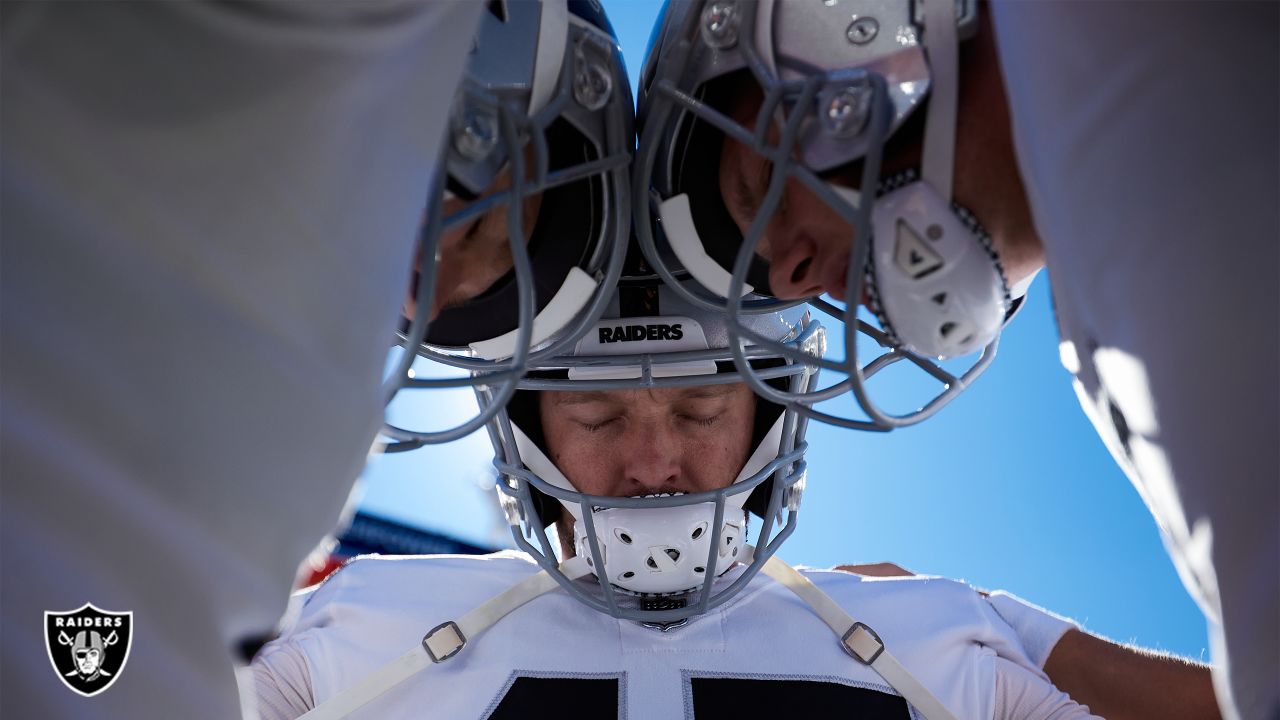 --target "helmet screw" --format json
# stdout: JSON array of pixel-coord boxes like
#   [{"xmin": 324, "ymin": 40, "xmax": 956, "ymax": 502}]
[
  {"xmin": 452, "ymin": 104, "xmax": 499, "ymax": 161},
  {"xmin": 574, "ymin": 60, "xmax": 613, "ymax": 111},
  {"xmin": 701, "ymin": 1, "xmax": 740, "ymax": 50},
  {"xmin": 821, "ymin": 84, "xmax": 872, "ymax": 138},
  {"xmin": 846, "ymin": 16, "xmax": 879, "ymax": 45}
]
